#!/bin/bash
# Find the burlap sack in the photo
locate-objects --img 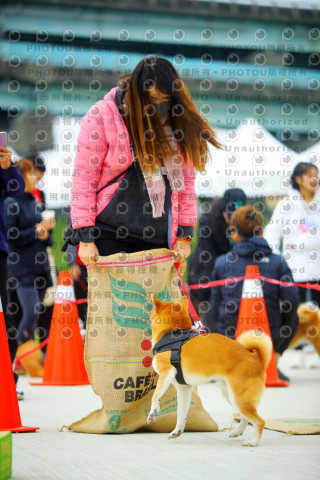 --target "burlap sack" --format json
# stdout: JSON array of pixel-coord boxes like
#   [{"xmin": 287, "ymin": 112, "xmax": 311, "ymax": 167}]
[
  {"xmin": 264, "ymin": 418, "xmax": 320, "ymax": 435},
  {"xmin": 67, "ymin": 248, "xmax": 217, "ymax": 434}
]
